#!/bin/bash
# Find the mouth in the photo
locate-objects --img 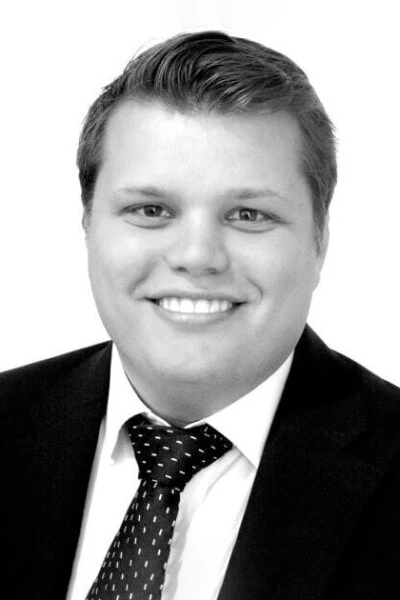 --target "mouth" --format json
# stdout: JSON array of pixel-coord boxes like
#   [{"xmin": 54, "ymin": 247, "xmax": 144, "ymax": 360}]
[
  {"xmin": 147, "ymin": 295, "xmax": 245, "ymax": 325},
  {"xmin": 152, "ymin": 297, "xmax": 238, "ymax": 314}
]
